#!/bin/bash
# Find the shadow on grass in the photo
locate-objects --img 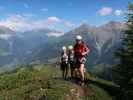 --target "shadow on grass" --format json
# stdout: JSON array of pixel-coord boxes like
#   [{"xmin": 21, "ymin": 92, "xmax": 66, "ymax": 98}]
[{"xmin": 85, "ymin": 78, "xmax": 121, "ymax": 97}]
